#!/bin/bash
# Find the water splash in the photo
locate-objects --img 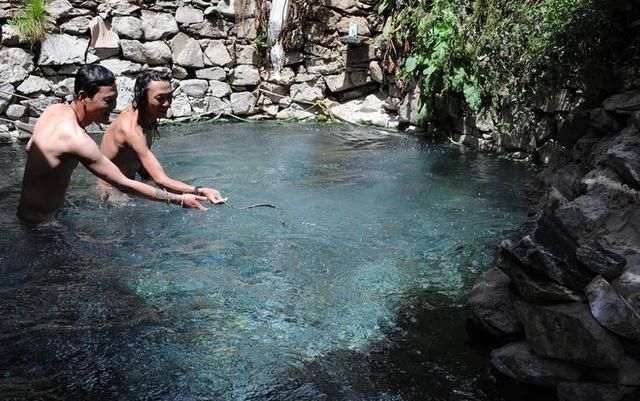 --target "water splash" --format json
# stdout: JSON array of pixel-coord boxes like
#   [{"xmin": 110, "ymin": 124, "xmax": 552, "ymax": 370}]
[{"xmin": 267, "ymin": 0, "xmax": 290, "ymax": 77}]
